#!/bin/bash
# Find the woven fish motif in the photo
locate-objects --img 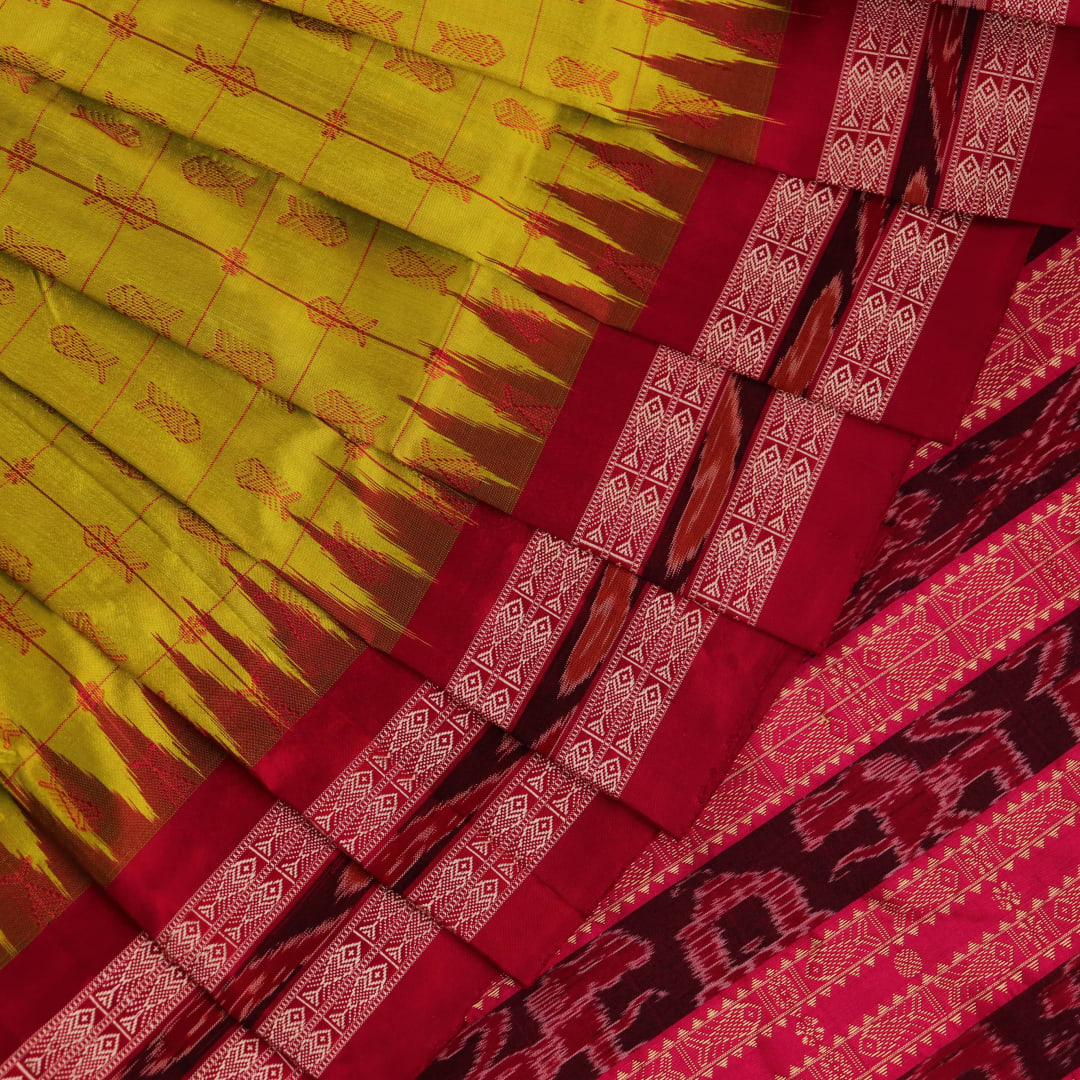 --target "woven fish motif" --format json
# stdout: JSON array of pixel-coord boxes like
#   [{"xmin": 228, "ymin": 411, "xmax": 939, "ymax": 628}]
[
  {"xmin": 430, "ymin": 21, "xmax": 505, "ymax": 67},
  {"xmin": 184, "ymin": 43, "xmax": 257, "ymax": 97},
  {"xmin": 588, "ymin": 144, "xmax": 656, "ymax": 192},
  {"xmin": 386, "ymin": 245, "xmax": 456, "ymax": 294},
  {"xmin": 204, "ymin": 329, "xmax": 277, "ymax": 386},
  {"xmin": 106, "ymin": 284, "xmax": 183, "ymax": 336},
  {"xmin": 408, "ymin": 151, "xmax": 479, "ymax": 202},
  {"xmin": 104, "ymin": 91, "xmax": 168, "ymax": 128},
  {"xmin": 82, "ymin": 174, "xmax": 158, "ymax": 231},
  {"xmin": 384, "ymin": 46, "xmax": 456, "ymax": 92},
  {"xmin": 655, "ymin": 84, "xmax": 725, "ymax": 128},
  {"xmin": 489, "ymin": 288, "xmax": 548, "ymax": 344},
  {"xmin": 81, "ymin": 524, "xmax": 149, "ymax": 584},
  {"xmin": 181, "ymin": 155, "xmax": 257, "ymax": 207},
  {"xmin": 133, "ymin": 382, "xmax": 202, "ymax": 444},
  {"xmin": 547, "ymin": 56, "xmax": 618, "ymax": 102},
  {"xmin": 63, "ymin": 612, "xmax": 130, "ymax": 664},
  {"xmin": 305, "ymin": 296, "xmax": 378, "ymax": 345},
  {"xmin": 0, "ymin": 598, "xmax": 45, "ymax": 654},
  {"xmin": 71, "ymin": 105, "xmax": 142, "ymax": 147},
  {"xmin": 0, "ymin": 45, "xmax": 65, "ymax": 89},
  {"xmin": 327, "ymin": 0, "xmax": 402, "ymax": 40},
  {"xmin": 234, "ymin": 458, "xmax": 303, "ymax": 521},
  {"xmin": 0, "ymin": 60, "xmax": 38, "ymax": 93},
  {"xmin": 0, "ymin": 226, "xmax": 67, "ymax": 277},
  {"xmin": 177, "ymin": 507, "xmax": 235, "ymax": 566},
  {"xmin": 313, "ymin": 388, "xmax": 386, "ymax": 444},
  {"xmin": 331, "ymin": 522, "xmax": 392, "ymax": 586},
  {"xmin": 0, "ymin": 543, "xmax": 31, "ymax": 584},
  {"xmin": 276, "ymin": 195, "xmax": 349, "ymax": 247},
  {"xmin": 49, "ymin": 324, "xmax": 119, "ymax": 385},
  {"xmin": 80, "ymin": 433, "xmax": 146, "ymax": 481},
  {"xmin": 496, "ymin": 386, "xmax": 558, "ymax": 437},
  {"xmin": 492, "ymin": 98, "xmax": 559, "ymax": 149},
  {"xmin": 289, "ymin": 12, "xmax": 352, "ymax": 50}
]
